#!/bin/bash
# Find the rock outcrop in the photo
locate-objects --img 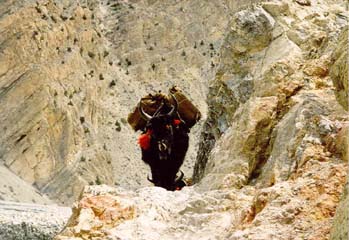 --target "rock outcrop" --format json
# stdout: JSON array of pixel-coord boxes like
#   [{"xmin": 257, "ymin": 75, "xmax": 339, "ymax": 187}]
[
  {"xmin": 0, "ymin": 0, "xmax": 263, "ymax": 205},
  {"xmin": 0, "ymin": 0, "xmax": 115, "ymax": 204},
  {"xmin": 330, "ymin": 181, "xmax": 348, "ymax": 240},
  {"xmin": 330, "ymin": 26, "xmax": 348, "ymax": 110},
  {"xmin": 0, "ymin": 164, "xmax": 52, "ymax": 204},
  {"xmin": 329, "ymin": 28, "xmax": 348, "ymax": 236},
  {"xmin": 56, "ymin": 0, "xmax": 348, "ymax": 239},
  {"xmin": 194, "ymin": 0, "xmax": 348, "ymax": 184},
  {"xmin": 0, "ymin": 200, "xmax": 71, "ymax": 240}
]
